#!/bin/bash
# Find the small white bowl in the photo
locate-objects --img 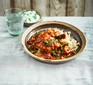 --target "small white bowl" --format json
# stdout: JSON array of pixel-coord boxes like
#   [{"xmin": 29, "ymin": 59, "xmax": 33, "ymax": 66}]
[{"xmin": 23, "ymin": 10, "xmax": 42, "ymax": 27}]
